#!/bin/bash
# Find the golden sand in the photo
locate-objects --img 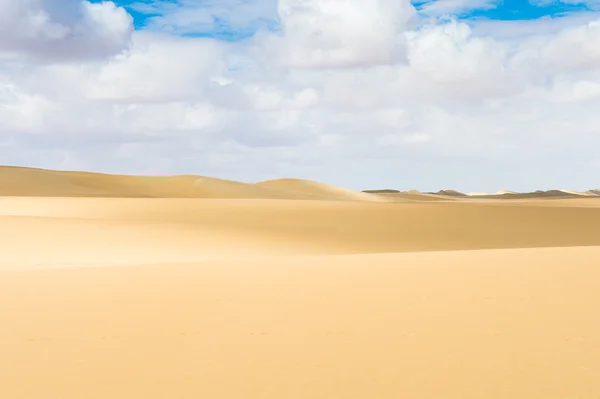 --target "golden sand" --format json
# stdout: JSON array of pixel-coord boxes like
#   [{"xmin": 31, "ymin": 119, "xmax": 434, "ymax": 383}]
[{"xmin": 1, "ymin": 166, "xmax": 600, "ymax": 398}]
